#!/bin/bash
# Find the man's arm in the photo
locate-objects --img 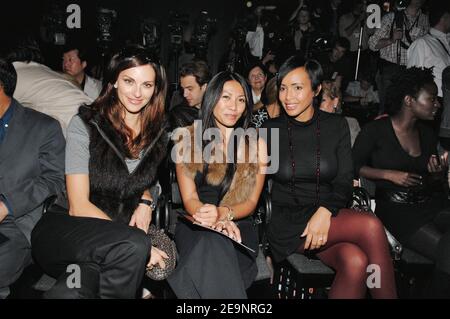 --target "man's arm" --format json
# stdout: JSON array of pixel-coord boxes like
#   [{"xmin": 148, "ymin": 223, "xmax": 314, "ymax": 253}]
[
  {"xmin": 2, "ymin": 119, "xmax": 65, "ymax": 219},
  {"xmin": 0, "ymin": 201, "xmax": 8, "ymax": 223},
  {"xmin": 368, "ymin": 13, "xmax": 397, "ymax": 51}
]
